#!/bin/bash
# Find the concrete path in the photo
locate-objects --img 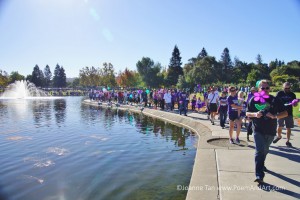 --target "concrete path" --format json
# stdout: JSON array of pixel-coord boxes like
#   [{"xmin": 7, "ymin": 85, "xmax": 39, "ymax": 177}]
[
  {"xmin": 186, "ymin": 112, "xmax": 300, "ymax": 200},
  {"xmin": 82, "ymin": 100, "xmax": 300, "ymax": 200}
]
